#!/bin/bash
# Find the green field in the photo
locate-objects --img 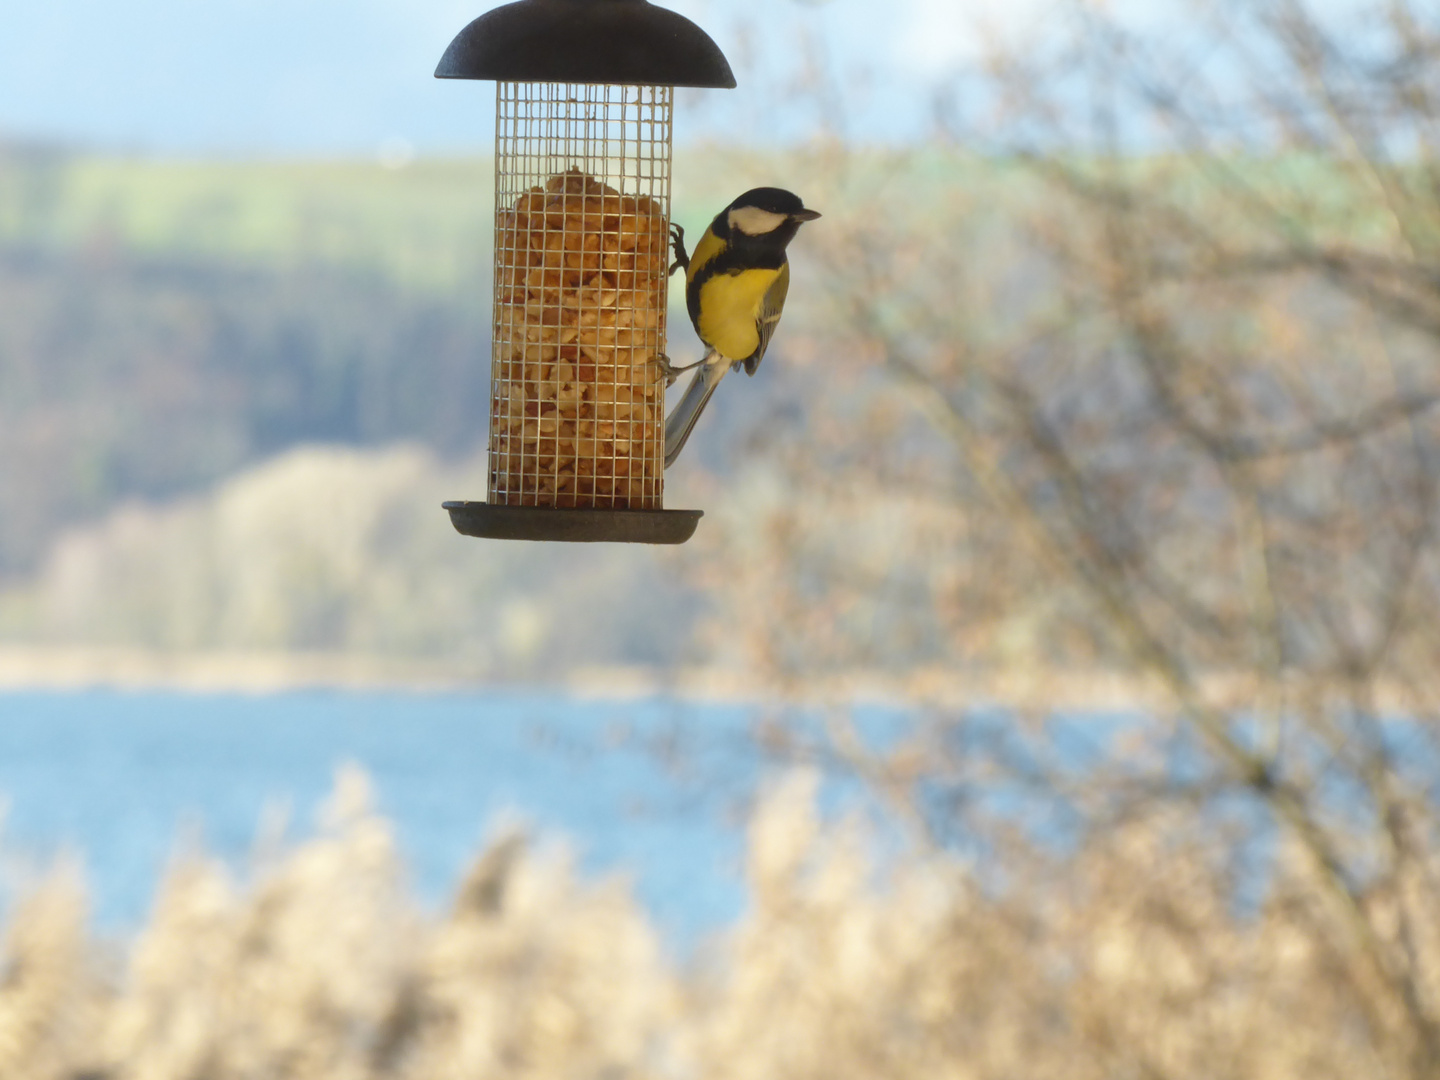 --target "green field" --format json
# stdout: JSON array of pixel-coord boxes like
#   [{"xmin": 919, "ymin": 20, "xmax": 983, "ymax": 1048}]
[
  {"xmin": 0, "ymin": 154, "xmax": 497, "ymax": 292},
  {"xmin": 0, "ymin": 144, "xmax": 1009, "ymax": 292}
]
